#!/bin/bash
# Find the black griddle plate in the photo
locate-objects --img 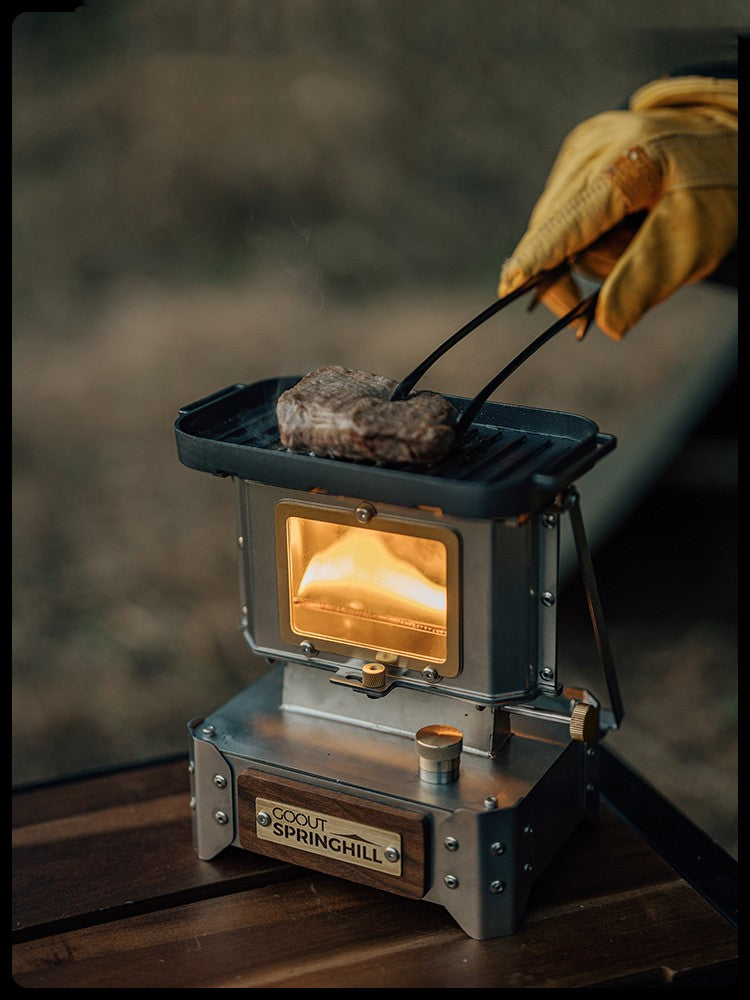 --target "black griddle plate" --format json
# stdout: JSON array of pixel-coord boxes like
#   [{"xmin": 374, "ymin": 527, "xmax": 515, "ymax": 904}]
[{"xmin": 174, "ymin": 378, "xmax": 615, "ymax": 519}]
